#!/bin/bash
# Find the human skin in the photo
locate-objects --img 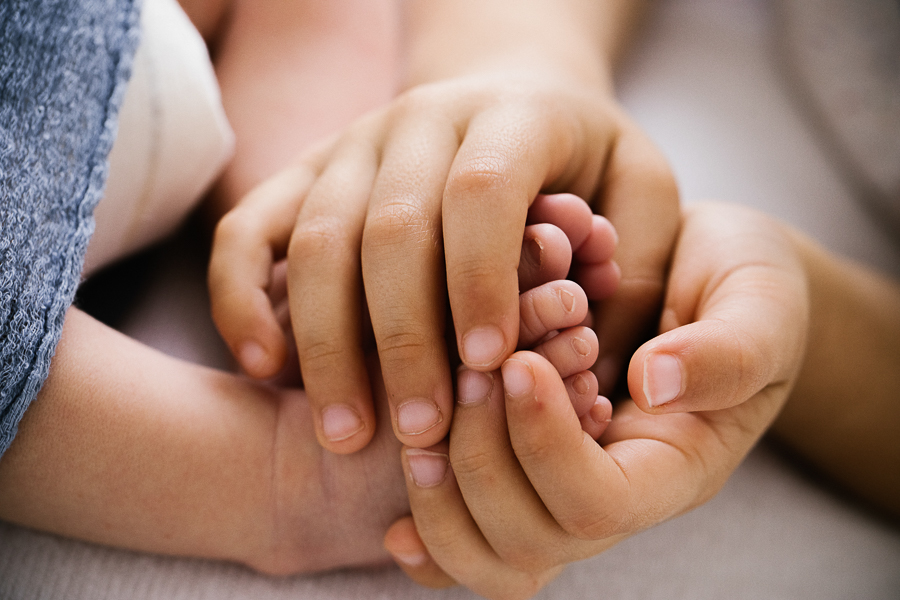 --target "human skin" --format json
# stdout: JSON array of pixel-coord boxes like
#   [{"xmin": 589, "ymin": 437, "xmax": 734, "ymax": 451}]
[
  {"xmin": 0, "ymin": 0, "xmax": 626, "ymax": 579},
  {"xmin": 206, "ymin": 0, "xmax": 678, "ymax": 457},
  {"xmin": 0, "ymin": 207, "xmax": 611, "ymax": 574},
  {"xmin": 769, "ymin": 232, "xmax": 900, "ymax": 518},
  {"xmin": 383, "ymin": 202, "xmax": 898, "ymax": 598}
]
